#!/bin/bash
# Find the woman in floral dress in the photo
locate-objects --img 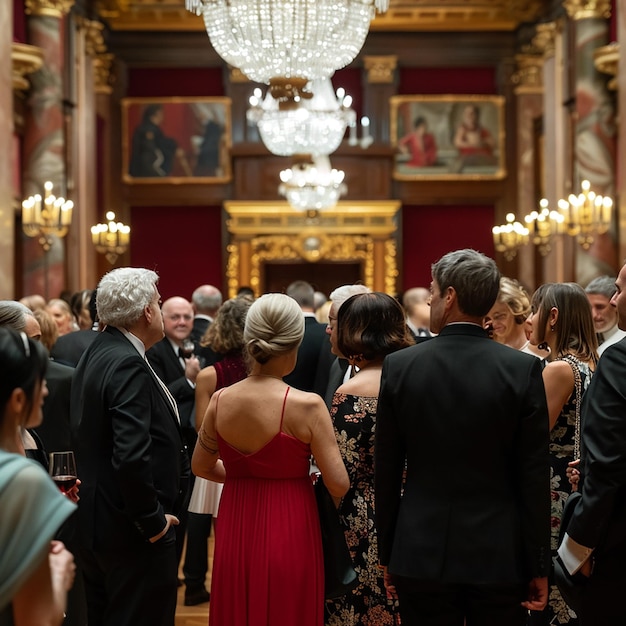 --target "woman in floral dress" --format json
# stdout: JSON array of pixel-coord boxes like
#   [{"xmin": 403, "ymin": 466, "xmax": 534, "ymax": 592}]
[
  {"xmin": 326, "ymin": 292, "xmax": 414, "ymax": 626},
  {"xmin": 528, "ymin": 283, "xmax": 598, "ymax": 626}
]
